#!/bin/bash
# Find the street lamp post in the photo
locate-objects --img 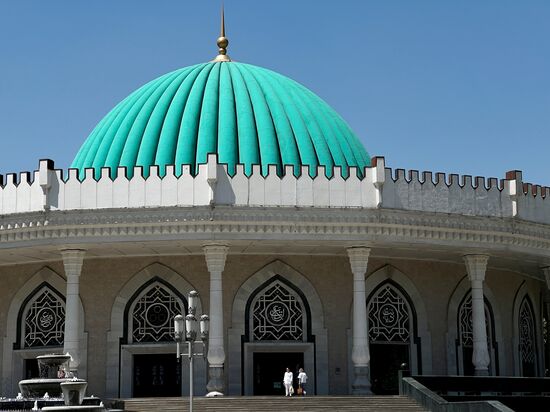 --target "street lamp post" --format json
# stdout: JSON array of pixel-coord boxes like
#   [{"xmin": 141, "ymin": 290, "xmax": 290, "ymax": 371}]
[{"xmin": 174, "ymin": 291, "xmax": 209, "ymax": 412}]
